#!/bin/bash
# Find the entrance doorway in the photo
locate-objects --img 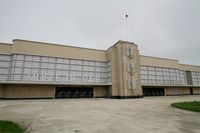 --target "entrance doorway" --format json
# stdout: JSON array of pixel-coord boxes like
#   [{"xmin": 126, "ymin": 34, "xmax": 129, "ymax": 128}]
[
  {"xmin": 55, "ymin": 87, "xmax": 93, "ymax": 98},
  {"xmin": 190, "ymin": 88, "xmax": 193, "ymax": 95},
  {"xmin": 143, "ymin": 87, "xmax": 165, "ymax": 96}
]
